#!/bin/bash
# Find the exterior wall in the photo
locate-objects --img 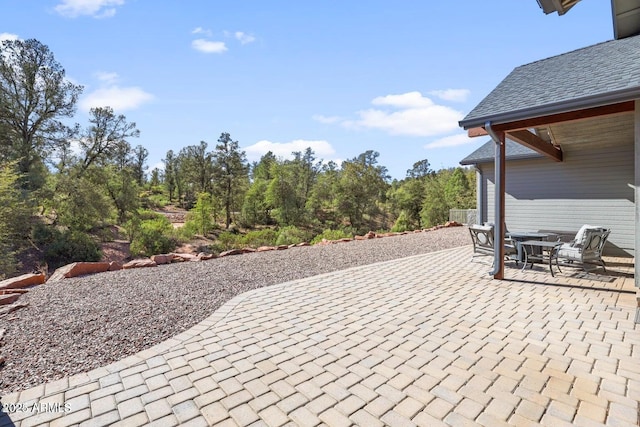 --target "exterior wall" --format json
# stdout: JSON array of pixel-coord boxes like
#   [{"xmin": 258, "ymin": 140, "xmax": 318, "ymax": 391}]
[{"xmin": 479, "ymin": 141, "xmax": 635, "ymax": 256}]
